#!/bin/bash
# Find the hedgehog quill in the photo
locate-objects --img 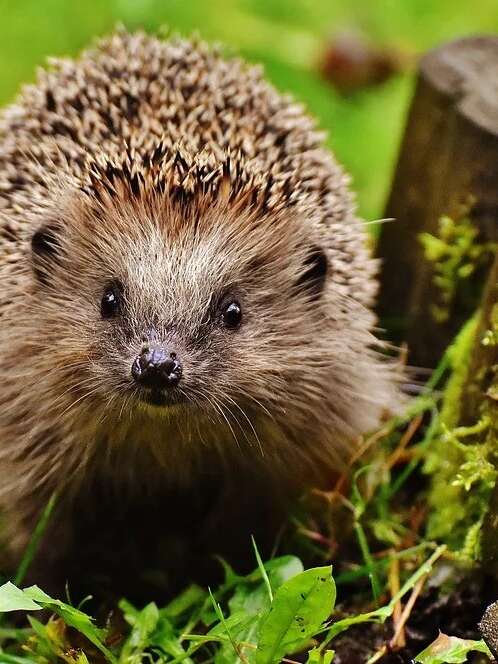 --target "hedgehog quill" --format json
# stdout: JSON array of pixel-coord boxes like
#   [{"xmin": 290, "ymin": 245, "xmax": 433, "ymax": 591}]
[{"xmin": 0, "ymin": 31, "xmax": 401, "ymax": 596}]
